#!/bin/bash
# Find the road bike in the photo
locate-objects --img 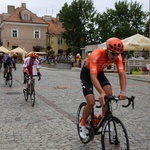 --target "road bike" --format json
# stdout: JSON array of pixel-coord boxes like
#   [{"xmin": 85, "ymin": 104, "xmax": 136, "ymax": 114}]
[
  {"xmin": 23, "ymin": 75, "xmax": 40, "ymax": 107},
  {"xmin": 76, "ymin": 95, "xmax": 135, "ymax": 150},
  {"xmin": 4, "ymin": 65, "xmax": 13, "ymax": 87}
]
